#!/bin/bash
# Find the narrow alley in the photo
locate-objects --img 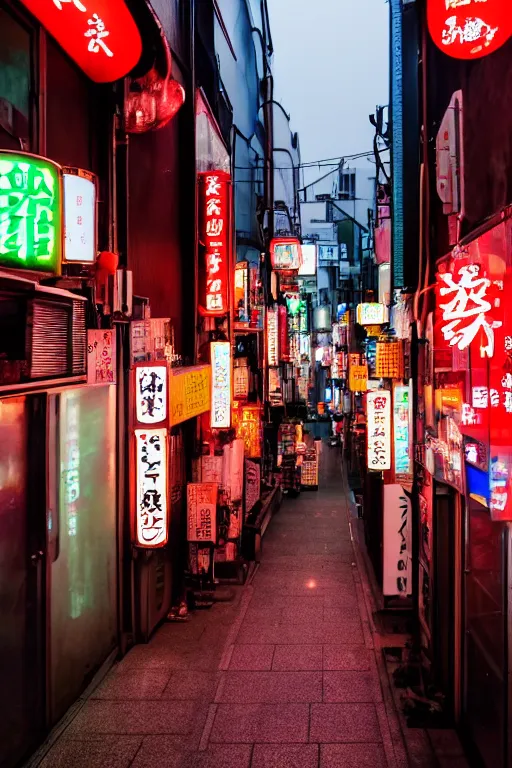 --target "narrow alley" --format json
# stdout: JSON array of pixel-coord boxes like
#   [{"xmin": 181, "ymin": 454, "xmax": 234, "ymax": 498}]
[{"xmin": 35, "ymin": 450, "xmax": 407, "ymax": 768}]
